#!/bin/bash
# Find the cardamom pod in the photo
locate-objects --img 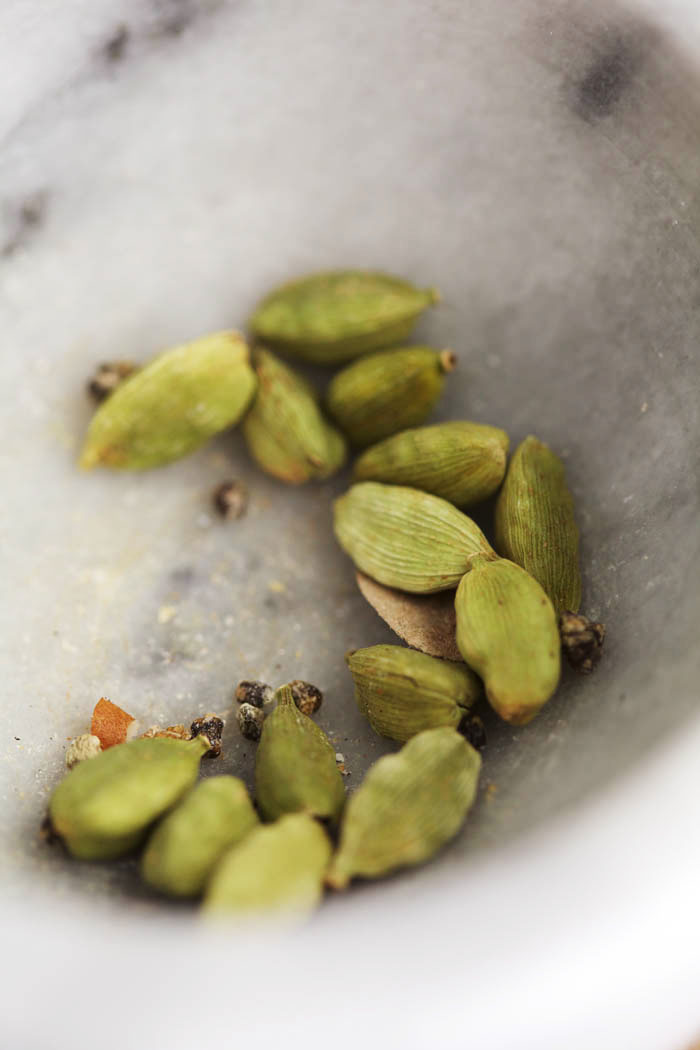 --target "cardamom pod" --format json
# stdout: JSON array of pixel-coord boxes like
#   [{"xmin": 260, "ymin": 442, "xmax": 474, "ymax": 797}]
[
  {"xmin": 326, "ymin": 727, "xmax": 480, "ymax": 889},
  {"xmin": 345, "ymin": 644, "xmax": 481, "ymax": 742},
  {"xmin": 242, "ymin": 348, "xmax": 346, "ymax": 483},
  {"xmin": 249, "ymin": 270, "xmax": 438, "ymax": 365},
  {"xmin": 494, "ymin": 435, "xmax": 581, "ymax": 613},
  {"xmin": 49, "ymin": 736, "xmax": 209, "ymax": 861},
  {"xmin": 141, "ymin": 776, "xmax": 258, "ymax": 897},
  {"xmin": 203, "ymin": 813, "xmax": 331, "ymax": 918},
  {"xmin": 353, "ymin": 421, "xmax": 509, "ymax": 507},
  {"xmin": 80, "ymin": 331, "xmax": 257, "ymax": 470},
  {"xmin": 334, "ymin": 482, "xmax": 495, "ymax": 593},
  {"xmin": 326, "ymin": 346, "xmax": 456, "ymax": 448},
  {"xmin": 455, "ymin": 556, "xmax": 560, "ymax": 725},
  {"xmin": 254, "ymin": 685, "xmax": 345, "ymax": 822}
]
